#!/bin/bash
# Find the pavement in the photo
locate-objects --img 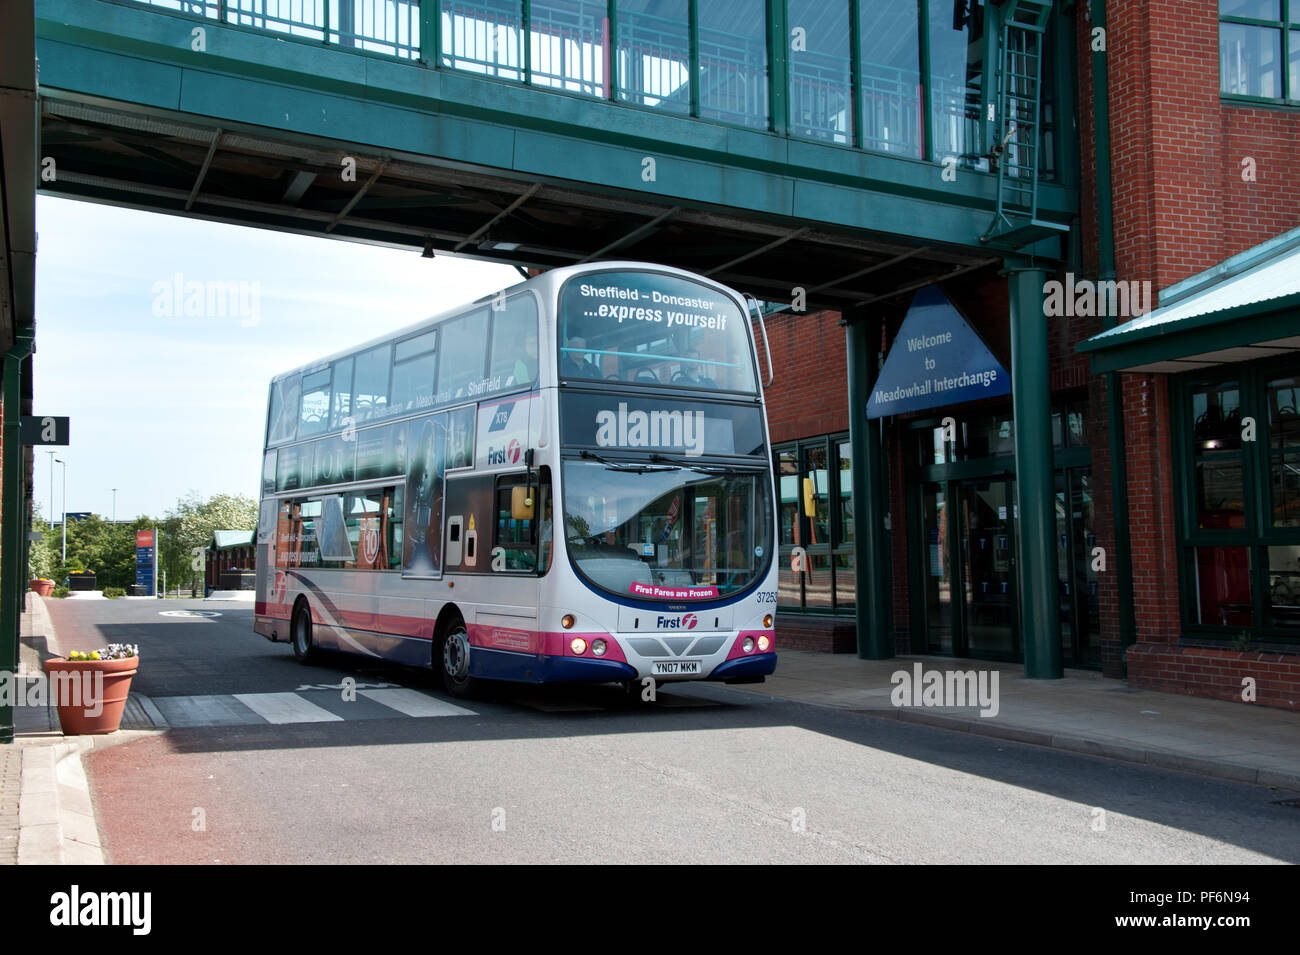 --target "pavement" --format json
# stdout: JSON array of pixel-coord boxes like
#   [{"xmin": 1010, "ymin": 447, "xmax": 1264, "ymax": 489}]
[
  {"xmin": 2, "ymin": 593, "xmax": 1297, "ymax": 864},
  {"xmin": 3, "ymin": 593, "xmax": 157, "ymax": 864},
  {"xmin": 744, "ymin": 653, "xmax": 1300, "ymax": 791}
]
